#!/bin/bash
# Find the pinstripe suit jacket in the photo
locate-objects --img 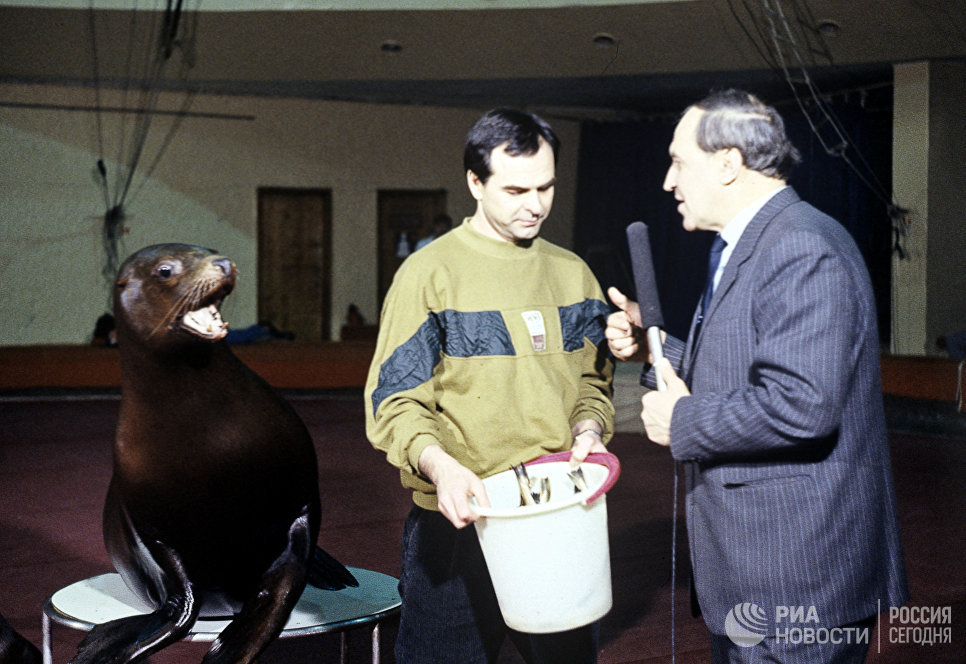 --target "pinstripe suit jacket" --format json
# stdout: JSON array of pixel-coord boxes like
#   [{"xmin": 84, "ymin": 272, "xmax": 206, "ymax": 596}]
[{"xmin": 654, "ymin": 187, "xmax": 908, "ymax": 635}]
